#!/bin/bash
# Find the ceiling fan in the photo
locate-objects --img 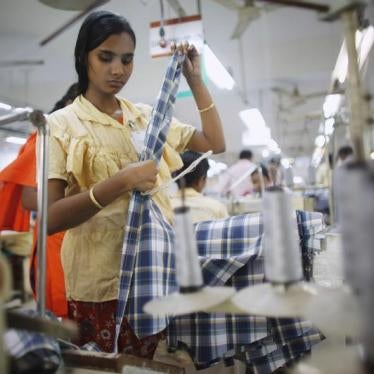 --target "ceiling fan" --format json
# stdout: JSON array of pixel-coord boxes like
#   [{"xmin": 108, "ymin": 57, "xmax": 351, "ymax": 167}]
[
  {"xmin": 38, "ymin": 0, "xmax": 187, "ymax": 46},
  {"xmin": 272, "ymin": 85, "xmax": 330, "ymax": 107},
  {"xmin": 213, "ymin": 0, "xmax": 278, "ymax": 39},
  {"xmin": 0, "ymin": 60, "xmax": 44, "ymax": 68}
]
